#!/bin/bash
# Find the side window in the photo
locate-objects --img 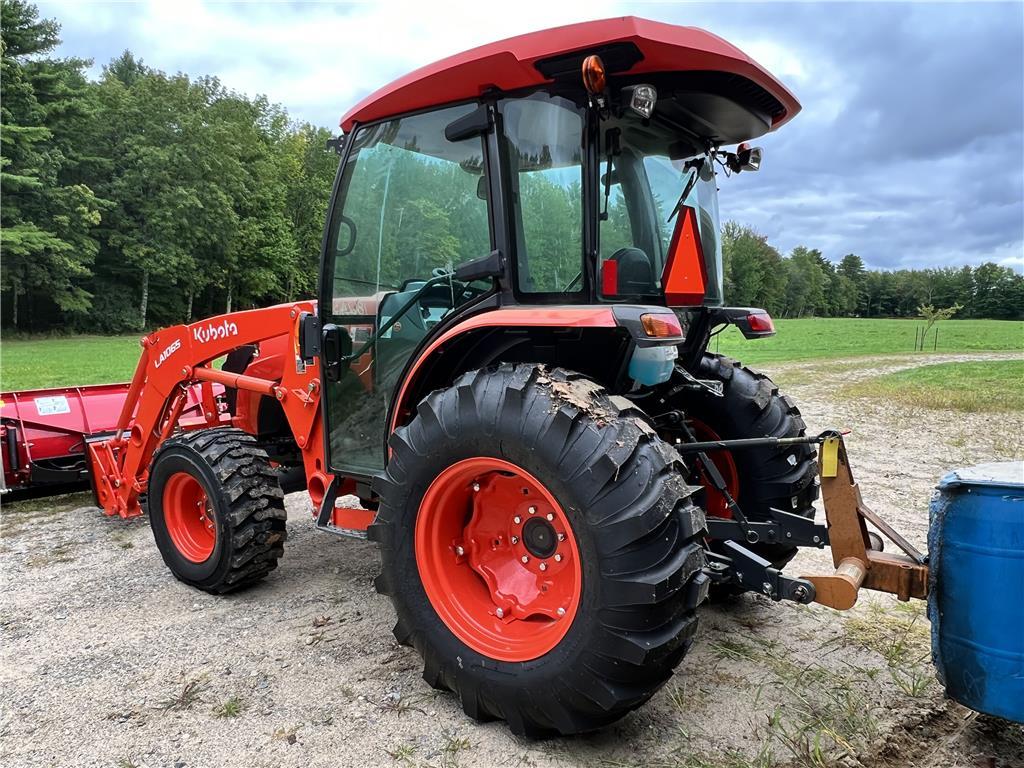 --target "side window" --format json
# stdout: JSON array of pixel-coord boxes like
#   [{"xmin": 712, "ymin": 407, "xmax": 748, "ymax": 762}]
[
  {"xmin": 641, "ymin": 155, "xmax": 678, "ymax": 267},
  {"xmin": 322, "ymin": 104, "xmax": 491, "ymax": 472},
  {"xmin": 327, "ymin": 105, "xmax": 491, "ymax": 299},
  {"xmin": 501, "ymin": 96, "xmax": 584, "ymax": 294}
]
